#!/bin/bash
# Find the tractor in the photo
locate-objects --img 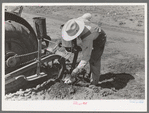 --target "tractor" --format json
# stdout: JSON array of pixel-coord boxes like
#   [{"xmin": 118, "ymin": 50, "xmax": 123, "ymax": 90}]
[{"xmin": 5, "ymin": 7, "xmax": 69, "ymax": 94}]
